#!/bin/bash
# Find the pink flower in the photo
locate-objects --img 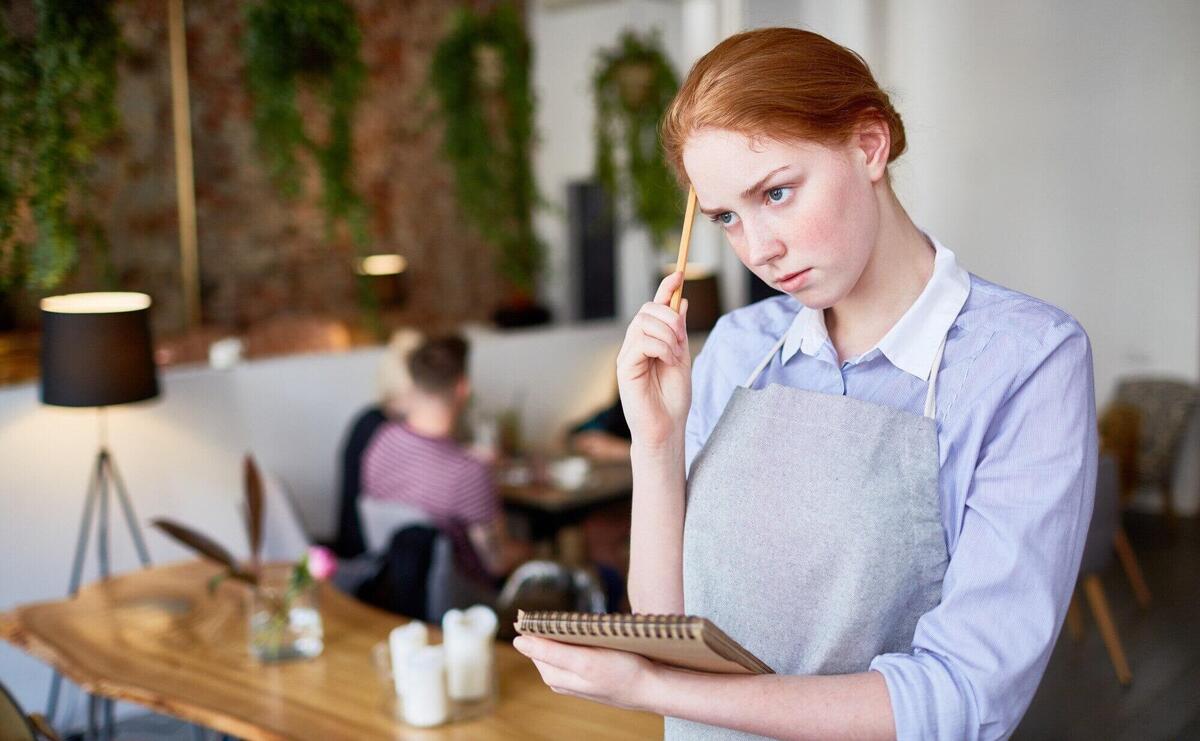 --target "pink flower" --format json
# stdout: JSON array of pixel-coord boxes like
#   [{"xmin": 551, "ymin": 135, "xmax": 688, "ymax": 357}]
[{"xmin": 306, "ymin": 546, "xmax": 338, "ymax": 581}]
